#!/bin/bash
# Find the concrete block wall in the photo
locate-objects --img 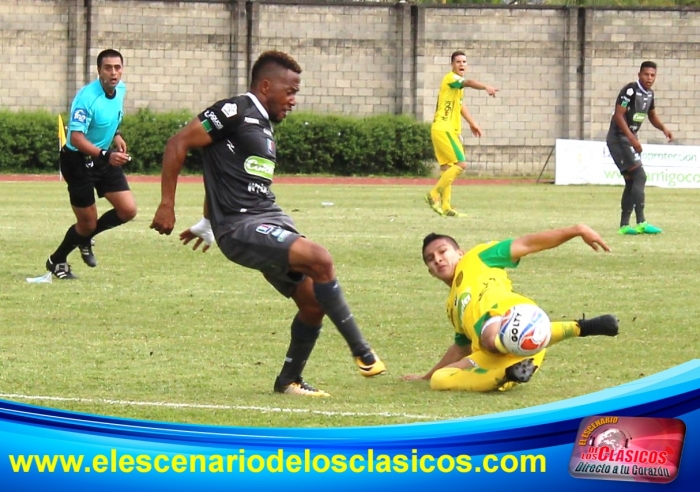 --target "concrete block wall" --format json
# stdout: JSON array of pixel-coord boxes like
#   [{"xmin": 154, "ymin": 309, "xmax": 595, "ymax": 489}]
[
  {"xmin": 91, "ymin": 0, "xmax": 233, "ymax": 112},
  {"xmin": 1, "ymin": 0, "xmax": 699, "ymax": 174},
  {"xmin": 254, "ymin": 3, "xmax": 404, "ymax": 115},
  {"xmin": 0, "ymin": 0, "xmax": 69, "ymax": 111}
]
